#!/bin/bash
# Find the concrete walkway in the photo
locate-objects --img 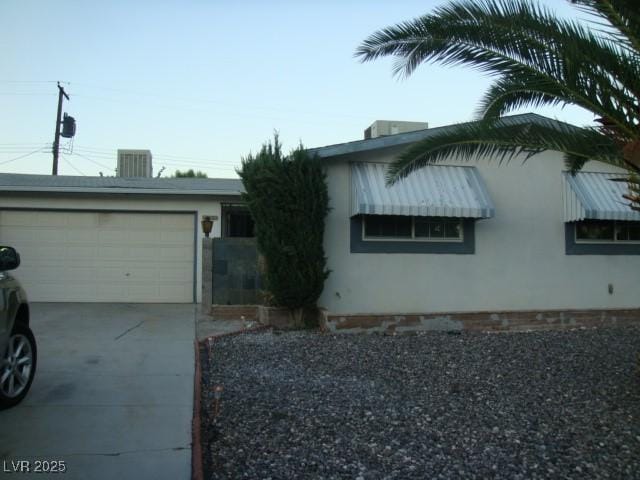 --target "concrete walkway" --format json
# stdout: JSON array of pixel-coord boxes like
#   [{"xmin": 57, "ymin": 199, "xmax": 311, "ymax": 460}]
[
  {"xmin": 0, "ymin": 303, "xmax": 196, "ymax": 480},
  {"xmin": 196, "ymin": 317, "xmax": 252, "ymax": 341}
]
